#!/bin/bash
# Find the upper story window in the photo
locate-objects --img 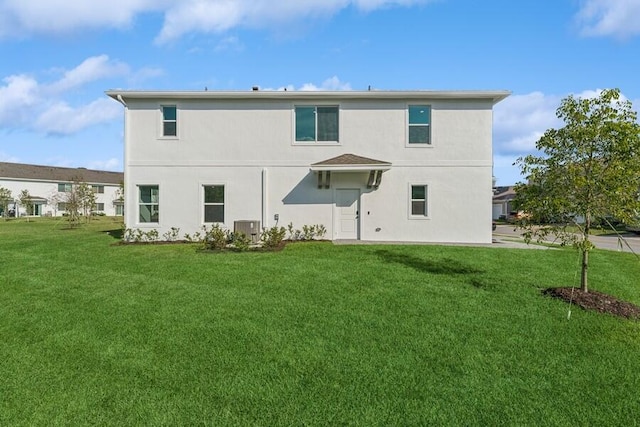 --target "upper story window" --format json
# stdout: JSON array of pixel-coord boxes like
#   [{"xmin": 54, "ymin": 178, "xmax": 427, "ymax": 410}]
[
  {"xmin": 162, "ymin": 105, "xmax": 177, "ymax": 137},
  {"xmin": 58, "ymin": 183, "xmax": 72, "ymax": 192},
  {"xmin": 408, "ymin": 105, "xmax": 431, "ymax": 144},
  {"xmin": 92, "ymin": 185, "xmax": 104, "ymax": 194},
  {"xmin": 295, "ymin": 106, "xmax": 339, "ymax": 143}
]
